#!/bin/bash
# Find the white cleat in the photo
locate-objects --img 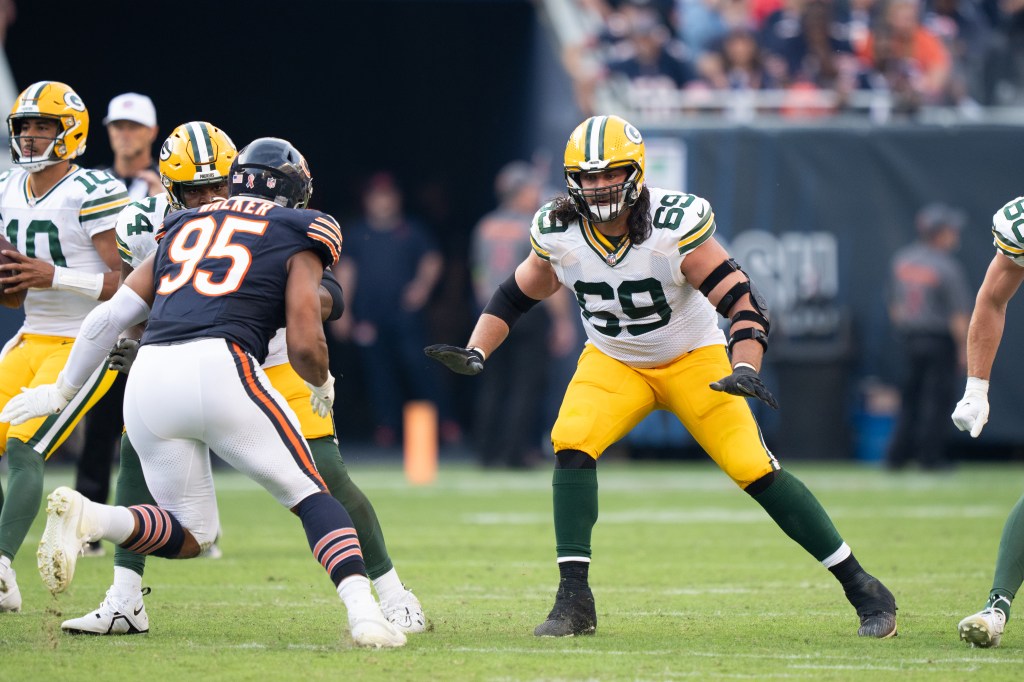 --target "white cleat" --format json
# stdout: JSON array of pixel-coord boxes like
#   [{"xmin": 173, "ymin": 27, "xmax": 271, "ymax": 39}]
[
  {"xmin": 62, "ymin": 587, "xmax": 150, "ymax": 635},
  {"xmin": 348, "ymin": 601, "xmax": 407, "ymax": 648},
  {"xmin": 0, "ymin": 562, "xmax": 21, "ymax": 613},
  {"xmin": 381, "ymin": 588, "xmax": 426, "ymax": 633},
  {"xmin": 959, "ymin": 607, "xmax": 1006, "ymax": 648},
  {"xmin": 37, "ymin": 487, "xmax": 100, "ymax": 594},
  {"xmin": 199, "ymin": 542, "xmax": 222, "ymax": 560}
]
